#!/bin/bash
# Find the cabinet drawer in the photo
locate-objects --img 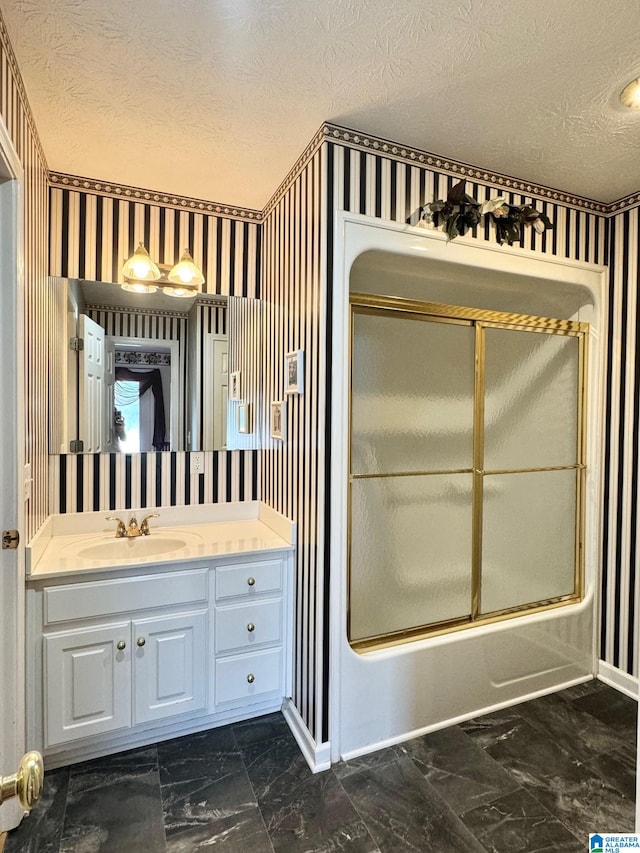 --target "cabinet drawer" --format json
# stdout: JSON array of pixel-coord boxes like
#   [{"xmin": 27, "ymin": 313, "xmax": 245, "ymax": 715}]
[
  {"xmin": 45, "ymin": 569, "xmax": 209, "ymax": 624},
  {"xmin": 215, "ymin": 600, "xmax": 282, "ymax": 654},
  {"xmin": 215, "ymin": 648, "xmax": 282, "ymax": 705},
  {"xmin": 215, "ymin": 560, "xmax": 282, "ymax": 601}
]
